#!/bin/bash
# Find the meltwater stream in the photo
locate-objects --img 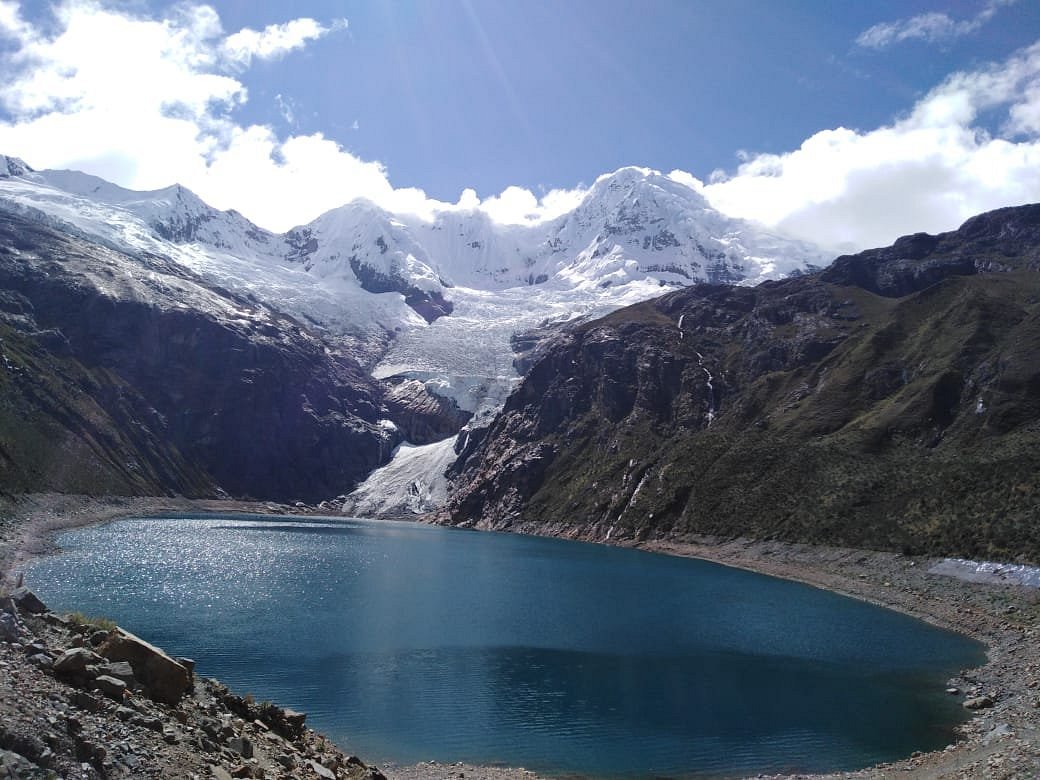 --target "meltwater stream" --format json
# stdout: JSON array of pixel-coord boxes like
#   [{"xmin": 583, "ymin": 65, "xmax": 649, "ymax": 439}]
[{"xmin": 27, "ymin": 515, "xmax": 983, "ymax": 778}]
